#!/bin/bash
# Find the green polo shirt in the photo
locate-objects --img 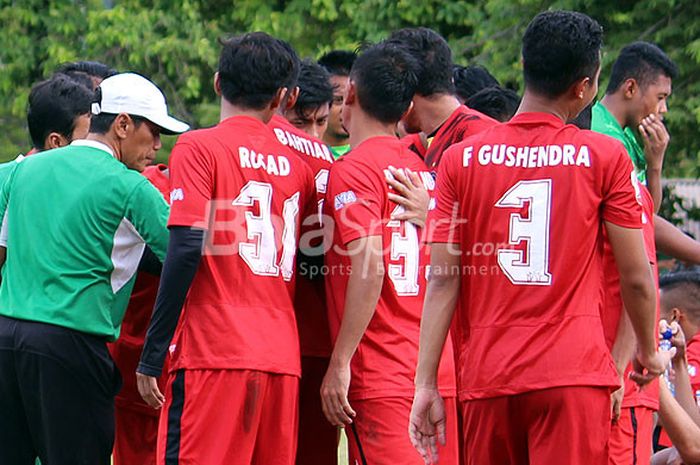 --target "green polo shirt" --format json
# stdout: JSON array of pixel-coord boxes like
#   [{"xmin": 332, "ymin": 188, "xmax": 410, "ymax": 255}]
[
  {"xmin": 330, "ymin": 144, "xmax": 351, "ymax": 159},
  {"xmin": 0, "ymin": 140, "xmax": 169, "ymax": 340},
  {"xmin": 591, "ymin": 101, "xmax": 647, "ymax": 183}
]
